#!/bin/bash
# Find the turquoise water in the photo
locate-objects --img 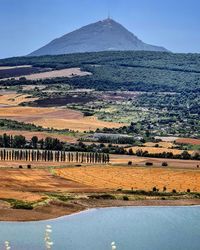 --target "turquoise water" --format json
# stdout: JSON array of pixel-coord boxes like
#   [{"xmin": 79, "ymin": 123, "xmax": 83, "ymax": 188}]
[{"xmin": 0, "ymin": 206, "xmax": 200, "ymax": 250}]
